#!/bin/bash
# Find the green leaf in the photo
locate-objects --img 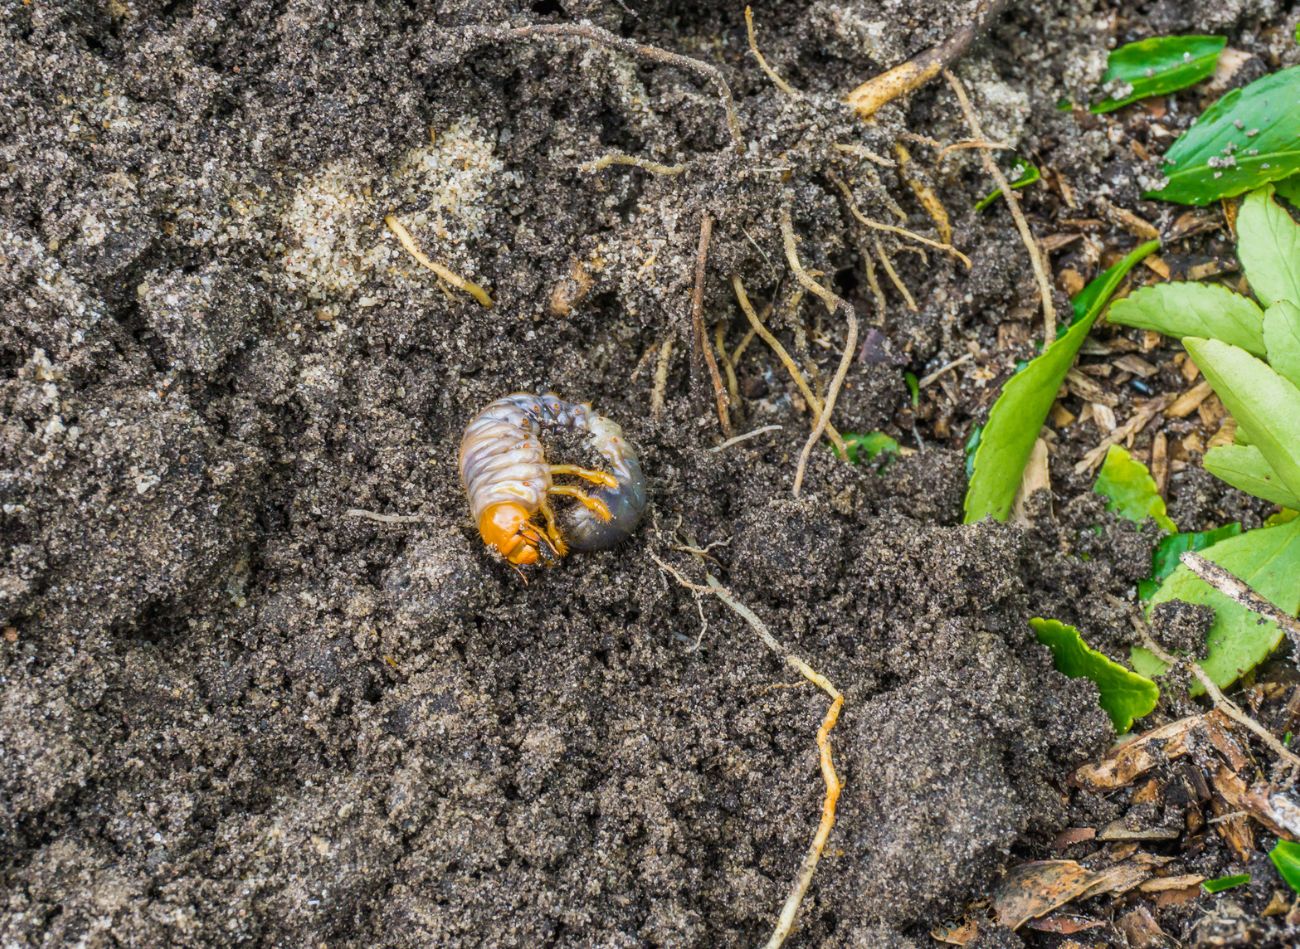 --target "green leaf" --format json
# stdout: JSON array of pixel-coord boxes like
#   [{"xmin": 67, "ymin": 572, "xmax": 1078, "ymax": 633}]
[
  {"xmin": 1131, "ymin": 517, "xmax": 1300, "ymax": 689},
  {"xmin": 1238, "ymin": 186, "xmax": 1300, "ymax": 308},
  {"xmin": 1203, "ymin": 873, "xmax": 1251, "ymax": 894},
  {"xmin": 840, "ymin": 431, "xmax": 900, "ymax": 465},
  {"xmin": 1031, "ymin": 618, "xmax": 1159, "ymax": 733},
  {"xmin": 1095, "ymin": 444, "xmax": 1177, "ymax": 532},
  {"xmin": 904, "ymin": 371, "xmax": 919, "ymax": 407},
  {"xmin": 1138, "ymin": 522, "xmax": 1243, "ymax": 600},
  {"xmin": 1091, "ymin": 35, "xmax": 1227, "ymax": 114},
  {"xmin": 1268, "ymin": 508, "xmax": 1300, "ymax": 526},
  {"xmin": 1204, "ymin": 444, "xmax": 1300, "ymax": 508},
  {"xmin": 1271, "ymin": 840, "xmax": 1300, "ymax": 893},
  {"xmin": 1264, "ymin": 300, "xmax": 1300, "ymax": 387},
  {"xmin": 1071, "ymin": 252, "xmax": 1143, "ymax": 324},
  {"xmin": 1145, "ymin": 64, "xmax": 1300, "ymax": 205},
  {"xmin": 1278, "ymin": 173, "xmax": 1300, "ymax": 210},
  {"xmin": 974, "ymin": 158, "xmax": 1041, "ymax": 211},
  {"xmin": 1107, "ymin": 282, "xmax": 1266, "ymax": 356},
  {"xmin": 965, "ymin": 240, "xmax": 1160, "ymax": 523},
  {"xmin": 964, "ymin": 424, "xmax": 983, "ymax": 479},
  {"xmin": 1184, "ymin": 337, "xmax": 1300, "ymax": 502}
]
